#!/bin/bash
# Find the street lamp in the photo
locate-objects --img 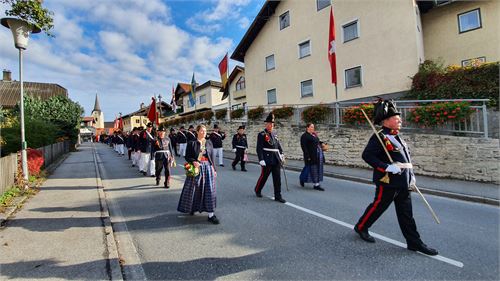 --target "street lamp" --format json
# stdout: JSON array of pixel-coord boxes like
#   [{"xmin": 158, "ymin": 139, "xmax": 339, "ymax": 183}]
[{"xmin": 1, "ymin": 17, "xmax": 41, "ymax": 183}]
